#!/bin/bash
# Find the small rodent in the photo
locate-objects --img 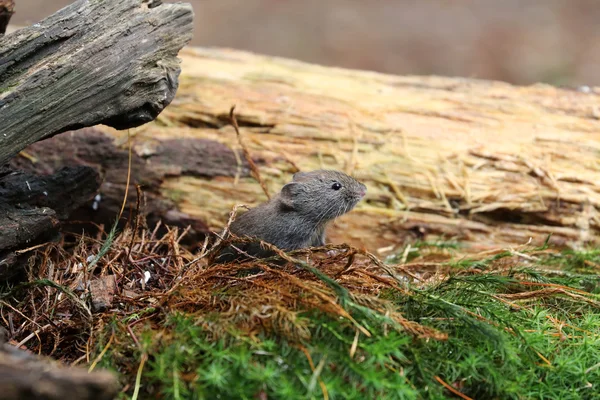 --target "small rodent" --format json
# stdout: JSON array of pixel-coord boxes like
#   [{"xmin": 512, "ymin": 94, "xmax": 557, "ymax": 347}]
[{"xmin": 215, "ymin": 170, "xmax": 367, "ymax": 263}]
